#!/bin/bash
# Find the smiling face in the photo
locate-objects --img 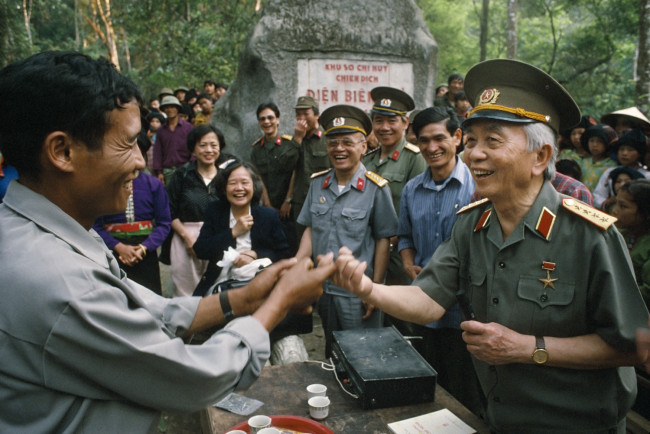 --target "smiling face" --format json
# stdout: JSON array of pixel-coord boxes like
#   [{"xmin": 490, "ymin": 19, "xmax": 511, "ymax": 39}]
[
  {"xmin": 72, "ymin": 100, "xmax": 144, "ymax": 226},
  {"xmin": 463, "ymin": 120, "xmax": 547, "ymax": 204},
  {"xmin": 372, "ymin": 113, "xmax": 407, "ymax": 148},
  {"xmin": 327, "ymin": 132, "xmax": 367, "ymax": 179},
  {"xmin": 192, "ymin": 131, "xmax": 220, "ymax": 167},
  {"xmin": 417, "ymin": 121, "xmax": 461, "ymax": 181},
  {"xmin": 258, "ymin": 108, "xmax": 279, "ymax": 138},
  {"xmin": 226, "ymin": 166, "xmax": 254, "ymax": 208},
  {"xmin": 296, "ymin": 108, "xmax": 319, "ymax": 133}
]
